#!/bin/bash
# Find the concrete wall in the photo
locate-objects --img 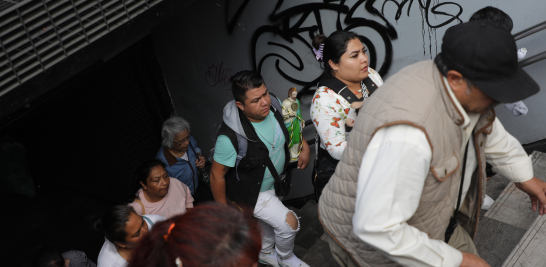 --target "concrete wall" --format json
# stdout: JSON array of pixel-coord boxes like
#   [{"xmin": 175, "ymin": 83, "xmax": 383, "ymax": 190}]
[{"xmin": 151, "ymin": 0, "xmax": 546, "ymax": 199}]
